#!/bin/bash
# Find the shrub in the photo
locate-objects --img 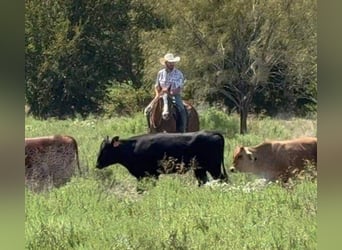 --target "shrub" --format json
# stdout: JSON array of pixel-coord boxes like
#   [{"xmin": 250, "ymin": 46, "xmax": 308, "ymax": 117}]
[
  {"xmin": 199, "ymin": 107, "xmax": 239, "ymax": 138},
  {"xmin": 103, "ymin": 83, "xmax": 152, "ymax": 117}
]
